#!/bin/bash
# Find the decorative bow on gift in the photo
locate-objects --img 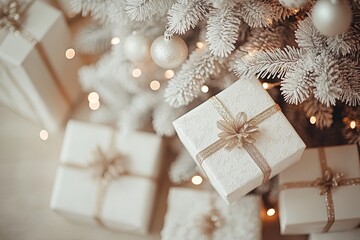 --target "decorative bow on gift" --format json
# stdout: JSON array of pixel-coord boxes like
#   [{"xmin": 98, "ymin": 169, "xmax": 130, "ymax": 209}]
[
  {"xmin": 217, "ymin": 112, "xmax": 259, "ymax": 151},
  {"xmin": 0, "ymin": 0, "xmax": 20, "ymax": 31},
  {"xmin": 199, "ymin": 208, "xmax": 225, "ymax": 238},
  {"xmin": 314, "ymin": 168, "xmax": 344, "ymax": 195}
]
